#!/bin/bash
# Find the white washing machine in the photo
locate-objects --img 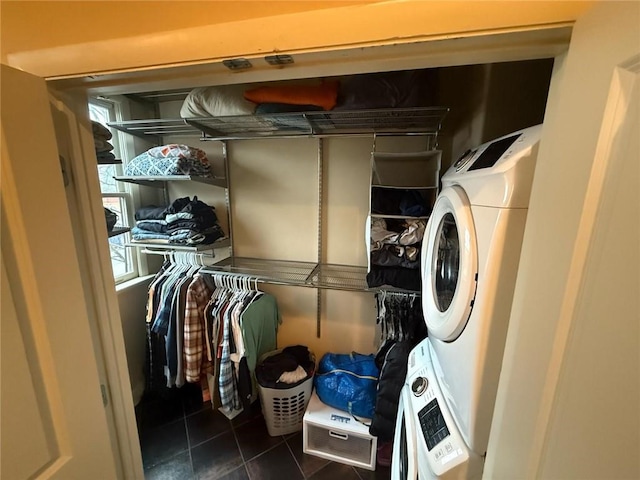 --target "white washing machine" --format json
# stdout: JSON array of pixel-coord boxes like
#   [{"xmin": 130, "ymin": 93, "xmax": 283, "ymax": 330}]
[
  {"xmin": 392, "ymin": 125, "xmax": 542, "ymax": 479},
  {"xmin": 392, "ymin": 339, "xmax": 482, "ymax": 480}
]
